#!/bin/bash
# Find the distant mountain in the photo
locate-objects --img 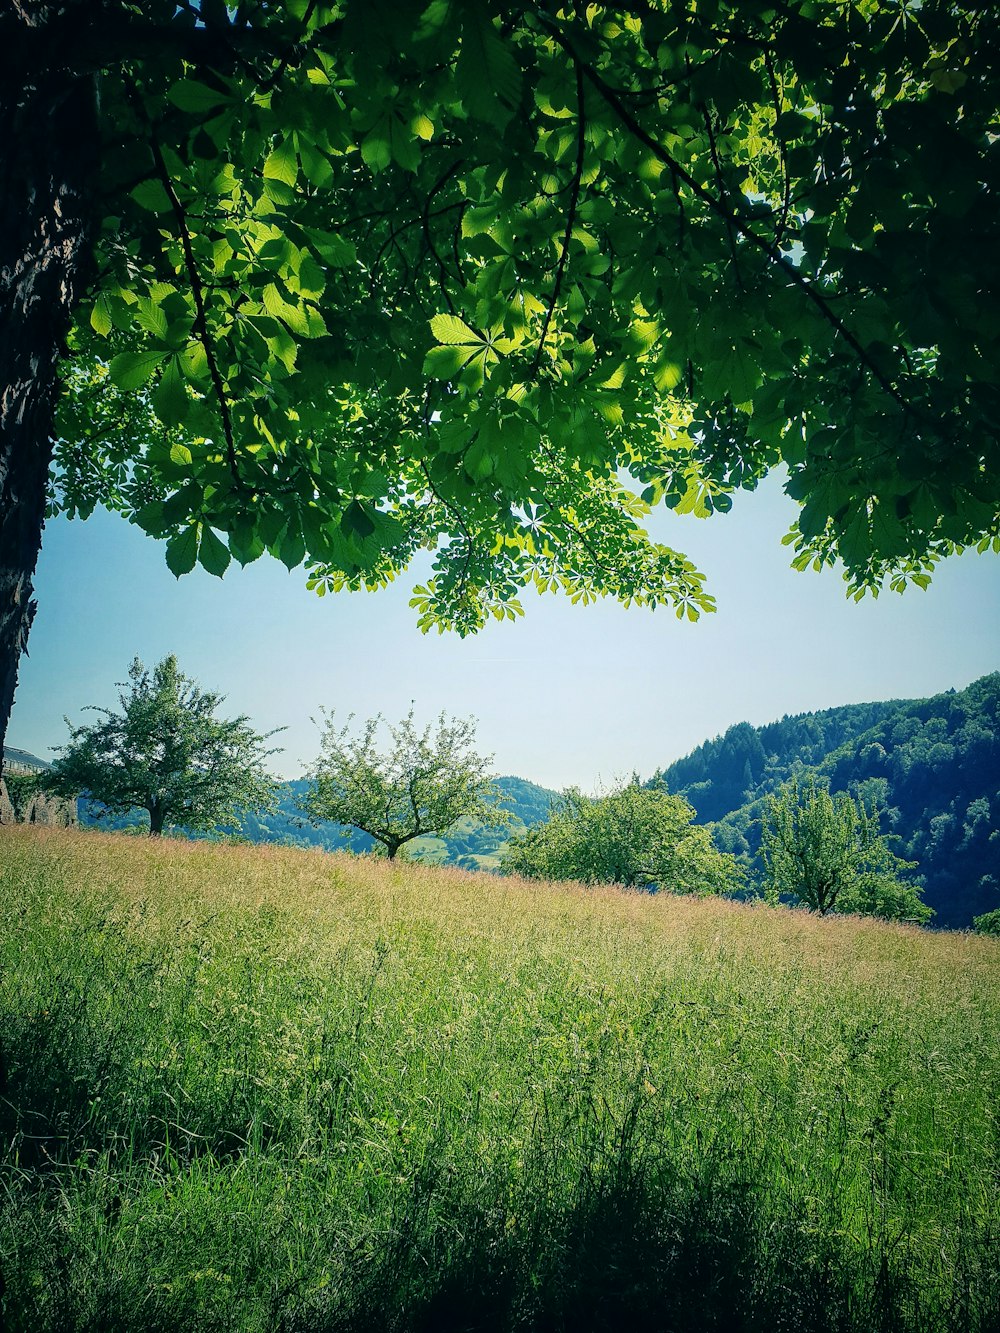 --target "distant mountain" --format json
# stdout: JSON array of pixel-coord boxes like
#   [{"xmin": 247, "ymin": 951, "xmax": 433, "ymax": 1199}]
[
  {"xmin": 80, "ymin": 773, "xmax": 560, "ymax": 868},
  {"xmin": 658, "ymin": 675, "xmax": 1000, "ymax": 927}
]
